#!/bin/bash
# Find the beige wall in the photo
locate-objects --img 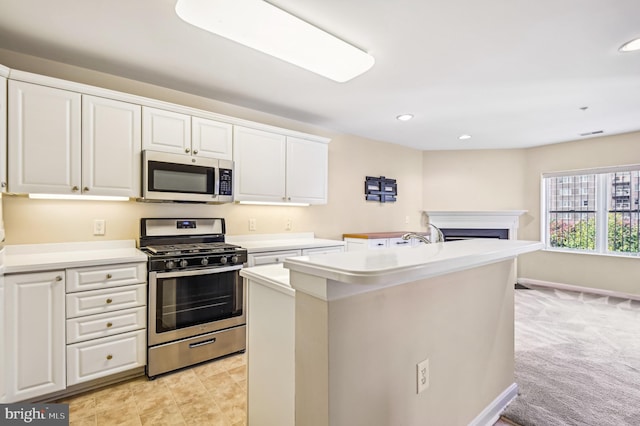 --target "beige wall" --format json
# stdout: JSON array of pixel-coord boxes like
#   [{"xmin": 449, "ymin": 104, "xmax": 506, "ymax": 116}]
[
  {"xmin": 519, "ymin": 132, "xmax": 640, "ymax": 296},
  {"xmin": 423, "ymin": 149, "xmax": 527, "ymax": 211},
  {"xmin": 0, "ymin": 49, "xmax": 425, "ymax": 245},
  {"xmin": 422, "ymin": 133, "xmax": 640, "ymax": 296}
]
